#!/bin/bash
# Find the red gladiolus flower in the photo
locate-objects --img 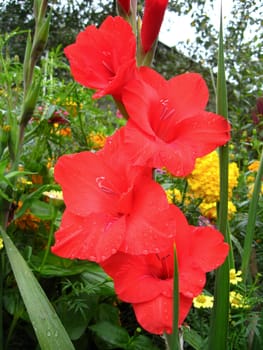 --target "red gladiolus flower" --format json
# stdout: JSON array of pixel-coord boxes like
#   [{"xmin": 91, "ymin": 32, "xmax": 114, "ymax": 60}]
[
  {"xmin": 101, "ymin": 226, "xmax": 229, "ymax": 334},
  {"xmin": 141, "ymin": 0, "xmax": 168, "ymax": 53},
  {"xmin": 122, "ymin": 68, "xmax": 231, "ymax": 176},
  {"xmin": 51, "ymin": 130, "xmax": 187, "ymax": 261},
  {"xmin": 64, "ymin": 16, "xmax": 137, "ymax": 101}
]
